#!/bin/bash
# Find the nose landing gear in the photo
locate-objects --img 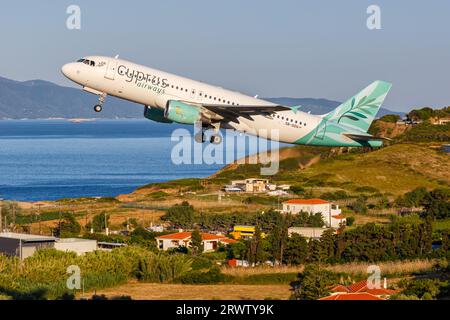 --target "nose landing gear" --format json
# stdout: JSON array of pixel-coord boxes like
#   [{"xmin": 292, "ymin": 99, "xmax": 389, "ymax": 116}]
[{"xmin": 93, "ymin": 93, "xmax": 107, "ymax": 113}]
